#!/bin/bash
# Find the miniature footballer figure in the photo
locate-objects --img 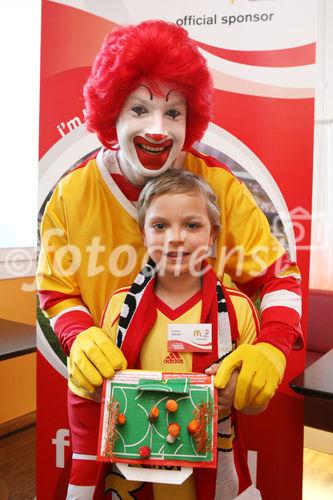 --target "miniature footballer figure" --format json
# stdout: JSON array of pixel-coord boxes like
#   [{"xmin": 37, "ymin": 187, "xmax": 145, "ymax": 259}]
[{"xmin": 37, "ymin": 19, "xmax": 302, "ymax": 499}]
